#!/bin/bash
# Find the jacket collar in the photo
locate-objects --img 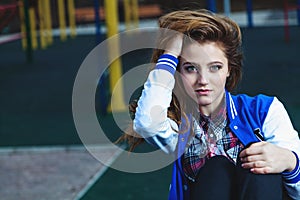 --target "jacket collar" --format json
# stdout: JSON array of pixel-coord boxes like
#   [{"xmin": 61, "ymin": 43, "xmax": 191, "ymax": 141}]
[
  {"xmin": 226, "ymin": 90, "xmax": 238, "ymax": 121},
  {"xmin": 225, "ymin": 90, "xmax": 260, "ymax": 146}
]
